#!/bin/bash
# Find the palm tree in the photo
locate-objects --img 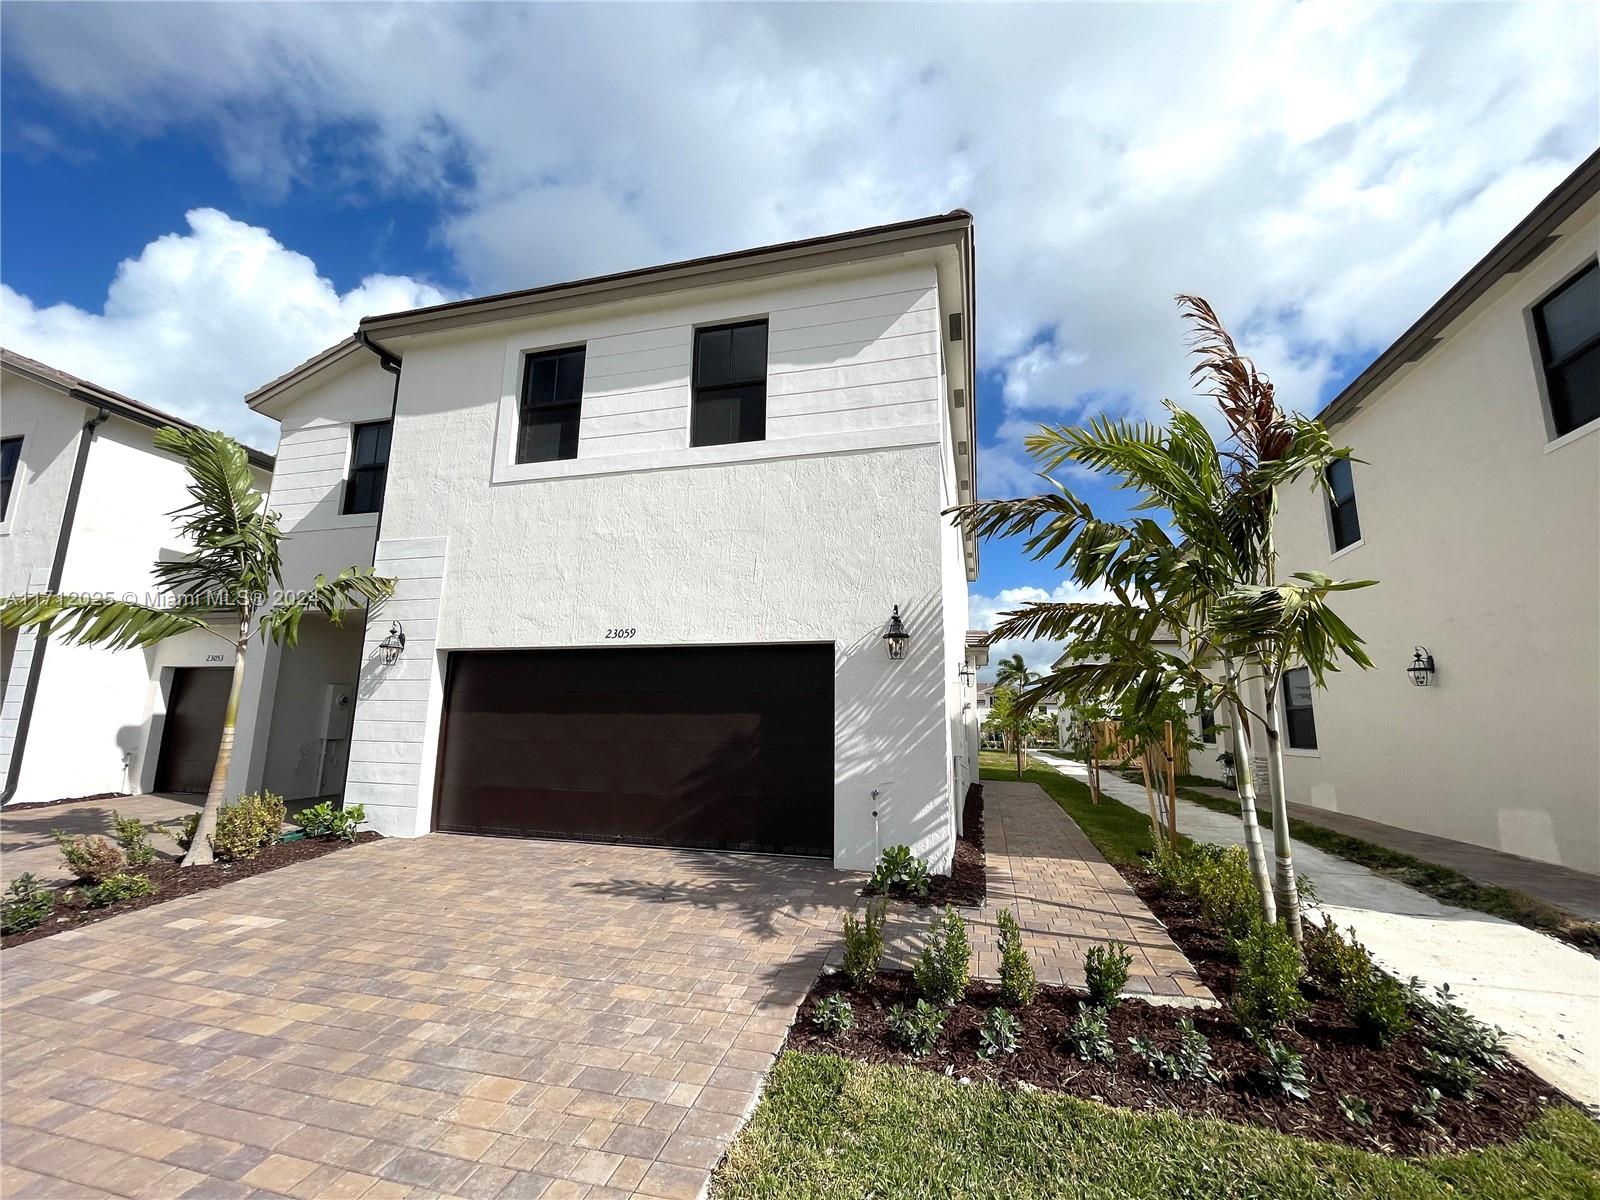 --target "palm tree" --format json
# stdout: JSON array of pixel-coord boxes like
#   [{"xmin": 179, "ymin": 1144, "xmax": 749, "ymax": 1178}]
[
  {"xmin": 1, "ymin": 427, "xmax": 394, "ymax": 866},
  {"xmin": 954, "ymin": 296, "xmax": 1375, "ymax": 940},
  {"xmin": 995, "ymin": 652, "xmax": 1033, "ymax": 691}
]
